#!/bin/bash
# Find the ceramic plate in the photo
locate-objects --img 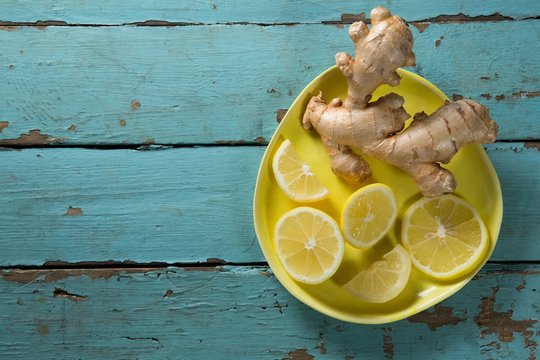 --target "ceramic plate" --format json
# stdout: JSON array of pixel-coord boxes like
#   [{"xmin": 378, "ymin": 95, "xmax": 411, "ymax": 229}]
[{"xmin": 253, "ymin": 67, "xmax": 503, "ymax": 324}]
